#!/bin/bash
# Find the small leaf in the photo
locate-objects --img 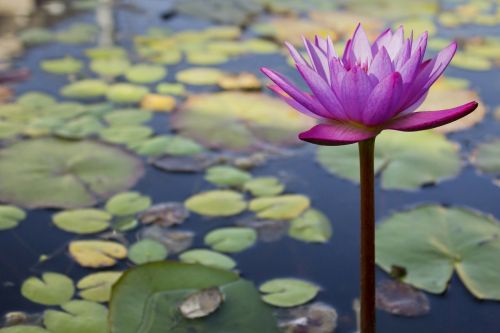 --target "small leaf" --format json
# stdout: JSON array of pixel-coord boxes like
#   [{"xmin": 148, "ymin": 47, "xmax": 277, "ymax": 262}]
[
  {"xmin": 179, "ymin": 288, "xmax": 224, "ymax": 319},
  {"xmin": 176, "ymin": 67, "xmax": 225, "ymax": 85},
  {"xmin": 100, "ymin": 126, "xmax": 153, "ymax": 145},
  {"xmin": 179, "ymin": 249, "xmax": 236, "ymax": 270},
  {"xmin": 40, "ymin": 56, "xmax": 83, "ymax": 75},
  {"xmin": 77, "ymin": 271, "xmax": 123, "ymax": 302},
  {"xmin": 21, "ymin": 272, "xmax": 74, "ymax": 305},
  {"xmin": 69, "ymin": 240, "xmax": 127, "ymax": 268},
  {"xmin": 204, "ymin": 227, "xmax": 257, "ymax": 253},
  {"xmin": 0, "ymin": 205, "xmax": 26, "ymax": 231},
  {"xmin": 104, "ymin": 109, "xmax": 152, "ymax": 126},
  {"xmin": 106, "ymin": 84, "xmax": 149, "ymax": 104},
  {"xmin": 125, "ymin": 64, "xmax": 167, "ymax": 83},
  {"xmin": 249, "ymin": 195, "xmax": 310, "ymax": 220},
  {"xmin": 128, "ymin": 239, "xmax": 168, "ymax": 264},
  {"xmin": 43, "ymin": 300, "xmax": 108, "ymax": 333},
  {"xmin": 60, "ymin": 79, "xmax": 109, "ymax": 99},
  {"xmin": 53, "ymin": 209, "xmax": 111, "ymax": 234},
  {"xmin": 105, "ymin": 192, "xmax": 152, "ymax": 216},
  {"xmin": 204, "ymin": 165, "xmax": 252, "ymax": 186},
  {"xmin": 260, "ymin": 278, "xmax": 320, "ymax": 307},
  {"xmin": 185, "ymin": 190, "xmax": 247, "ymax": 217},
  {"xmin": 243, "ymin": 177, "xmax": 284, "ymax": 197},
  {"xmin": 140, "ymin": 94, "xmax": 176, "ymax": 112},
  {"xmin": 90, "ymin": 58, "xmax": 130, "ymax": 77},
  {"xmin": 156, "ymin": 83, "xmax": 186, "ymax": 96},
  {"xmin": 289, "ymin": 209, "xmax": 332, "ymax": 243}
]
